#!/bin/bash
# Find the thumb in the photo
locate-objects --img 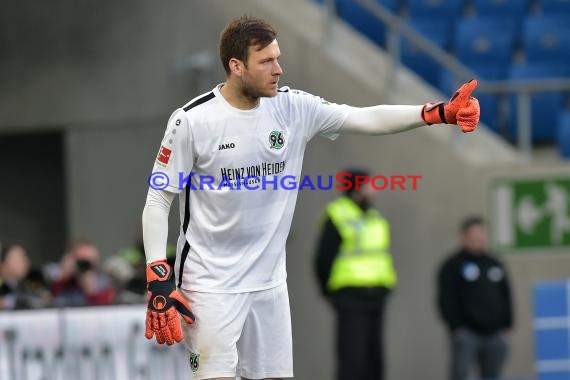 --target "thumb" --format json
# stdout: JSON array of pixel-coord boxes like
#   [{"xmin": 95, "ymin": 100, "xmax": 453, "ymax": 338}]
[
  {"xmin": 171, "ymin": 291, "xmax": 195, "ymax": 323},
  {"xmin": 449, "ymin": 79, "xmax": 478, "ymax": 107}
]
